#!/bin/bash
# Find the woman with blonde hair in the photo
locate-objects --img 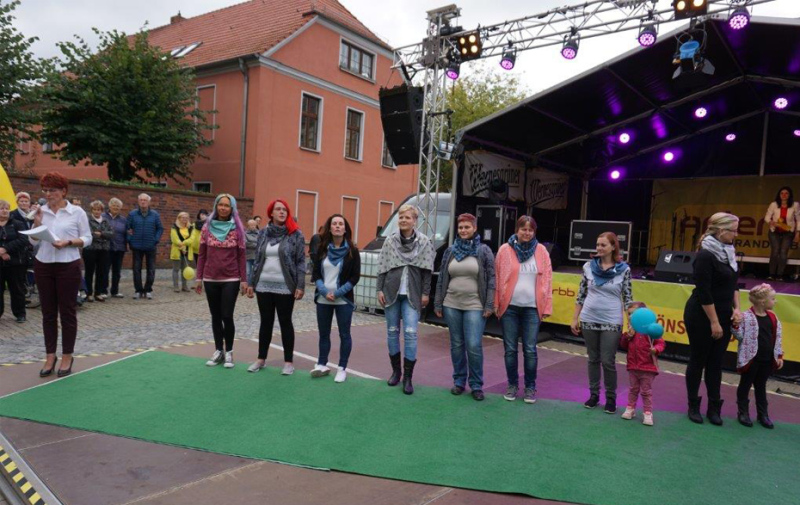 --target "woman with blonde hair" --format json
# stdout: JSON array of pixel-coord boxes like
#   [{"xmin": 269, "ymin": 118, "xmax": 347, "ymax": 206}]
[
  {"xmin": 684, "ymin": 212, "xmax": 742, "ymax": 426},
  {"xmin": 171, "ymin": 211, "xmax": 194, "ymax": 292},
  {"xmin": 83, "ymin": 200, "xmax": 114, "ymax": 302}
]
